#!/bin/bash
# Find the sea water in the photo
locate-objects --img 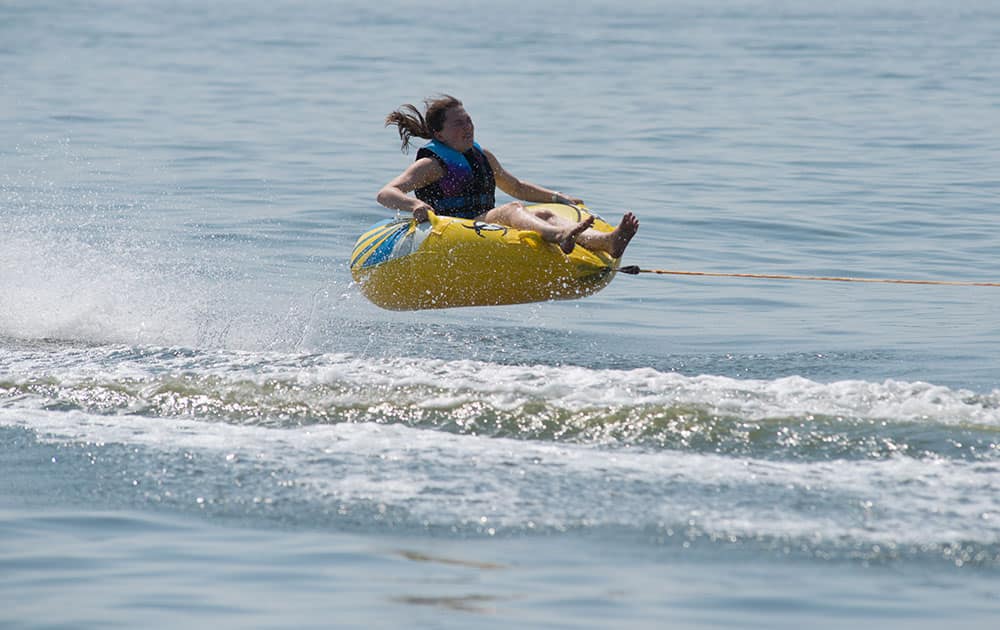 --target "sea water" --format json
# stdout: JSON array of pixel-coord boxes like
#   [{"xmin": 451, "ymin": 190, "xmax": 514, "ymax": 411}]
[{"xmin": 2, "ymin": 0, "xmax": 1000, "ymax": 627}]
